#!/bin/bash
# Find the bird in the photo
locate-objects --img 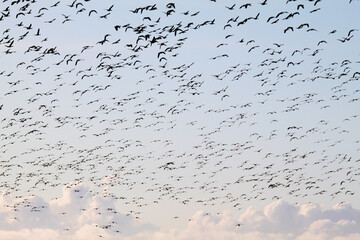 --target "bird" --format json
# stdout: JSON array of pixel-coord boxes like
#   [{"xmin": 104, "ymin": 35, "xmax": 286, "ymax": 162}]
[
  {"xmin": 284, "ymin": 26, "xmax": 294, "ymax": 33},
  {"xmin": 225, "ymin": 4, "xmax": 236, "ymax": 10}
]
